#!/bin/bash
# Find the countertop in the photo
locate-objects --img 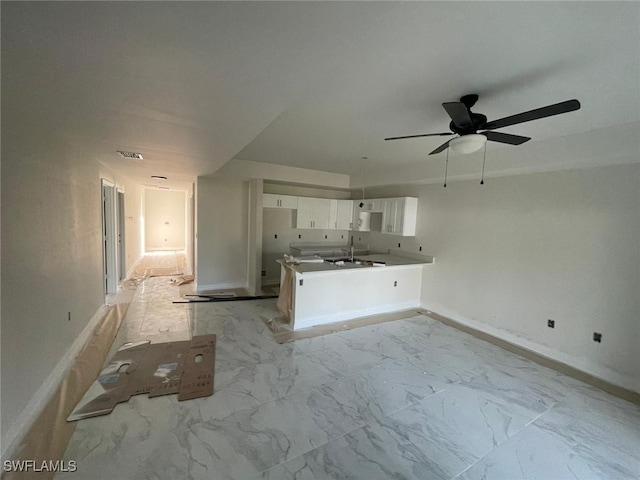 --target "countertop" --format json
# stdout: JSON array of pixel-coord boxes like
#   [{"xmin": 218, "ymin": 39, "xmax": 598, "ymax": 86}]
[{"xmin": 278, "ymin": 252, "xmax": 434, "ymax": 274}]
